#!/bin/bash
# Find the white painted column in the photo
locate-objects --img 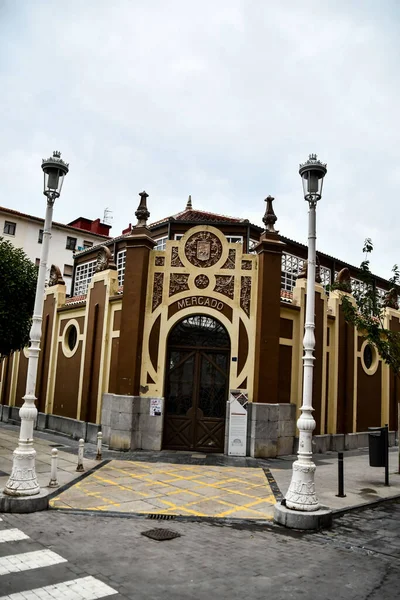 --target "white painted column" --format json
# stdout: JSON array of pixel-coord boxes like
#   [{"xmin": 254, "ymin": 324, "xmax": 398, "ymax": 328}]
[
  {"xmin": 4, "ymin": 198, "xmax": 55, "ymax": 496},
  {"xmin": 285, "ymin": 200, "xmax": 320, "ymax": 511}
]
